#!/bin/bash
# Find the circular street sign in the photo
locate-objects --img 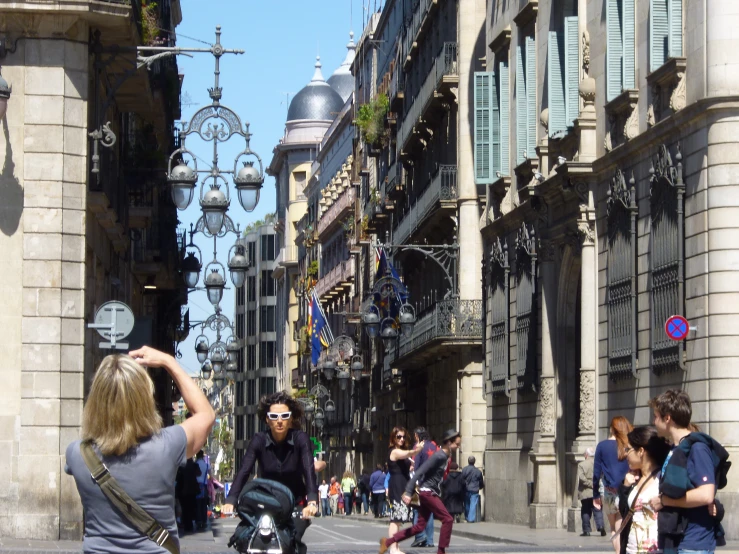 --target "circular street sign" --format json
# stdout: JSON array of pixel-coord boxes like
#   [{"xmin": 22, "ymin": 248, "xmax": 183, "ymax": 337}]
[
  {"xmin": 93, "ymin": 301, "xmax": 135, "ymax": 341},
  {"xmin": 665, "ymin": 315, "xmax": 689, "ymax": 341}
]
